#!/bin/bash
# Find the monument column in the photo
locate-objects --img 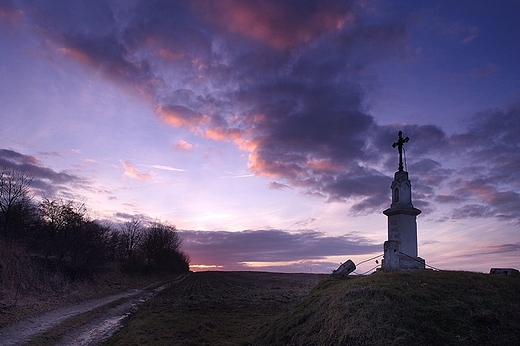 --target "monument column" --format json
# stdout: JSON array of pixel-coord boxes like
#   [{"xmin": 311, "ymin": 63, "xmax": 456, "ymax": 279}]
[{"xmin": 382, "ymin": 131, "xmax": 425, "ymax": 270}]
